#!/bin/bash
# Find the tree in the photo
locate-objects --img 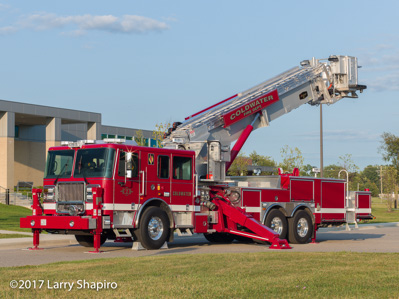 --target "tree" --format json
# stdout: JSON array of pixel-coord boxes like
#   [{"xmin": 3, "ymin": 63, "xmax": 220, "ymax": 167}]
[
  {"xmin": 134, "ymin": 129, "xmax": 146, "ymax": 146},
  {"xmin": 361, "ymin": 165, "xmax": 380, "ymax": 196},
  {"xmin": 249, "ymin": 151, "xmax": 276, "ymax": 175},
  {"xmin": 380, "ymin": 132, "xmax": 399, "ymax": 171},
  {"xmin": 227, "ymin": 153, "xmax": 250, "ymax": 176},
  {"xmin": 338, "ymin": 154, "xmax": 359, "ymax": 173},
  {"xmin": 279, "ymin": 145, "xmax": 304, "ymax": 173},
  {"xmin": 382, "ymin": 166, "xmax": 397, "ymax": 212},
  {"xmin": 301, "ymin": 164, "xmax": 315, "ymax": 177},
  {"xmin": 323, "ymin": 164, "xmax": 341, "ymax": 179},
  {"xmin": 362, "ymin": 165, "xmax": 380, "ymax": 188},
  {"xmin": 153, "ymin": 122, "xmax": 171, "ymax": 148},
  {"xmin": 380, "ymin": 132, "xmax": 399, "ymax": 210}
]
